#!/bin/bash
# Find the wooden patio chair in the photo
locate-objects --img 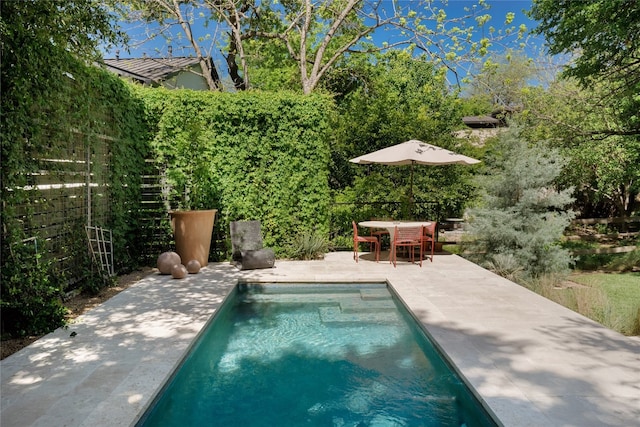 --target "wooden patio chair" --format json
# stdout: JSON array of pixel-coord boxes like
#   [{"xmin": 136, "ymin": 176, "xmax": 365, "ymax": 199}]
[
  {"xmin": 352, "ymin": 221, "xmax": 380, "ymax": 263},
  {"xmin": 422, "ymin": 222, "xmax": 437, "ymax": 263},
  {"xmin": 390, "ymin": 225, "xmax": 424, "ymax": 267},
  {"xmin": 369, "ymin": 217, "xmax": 392, "ymax": 250}
]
